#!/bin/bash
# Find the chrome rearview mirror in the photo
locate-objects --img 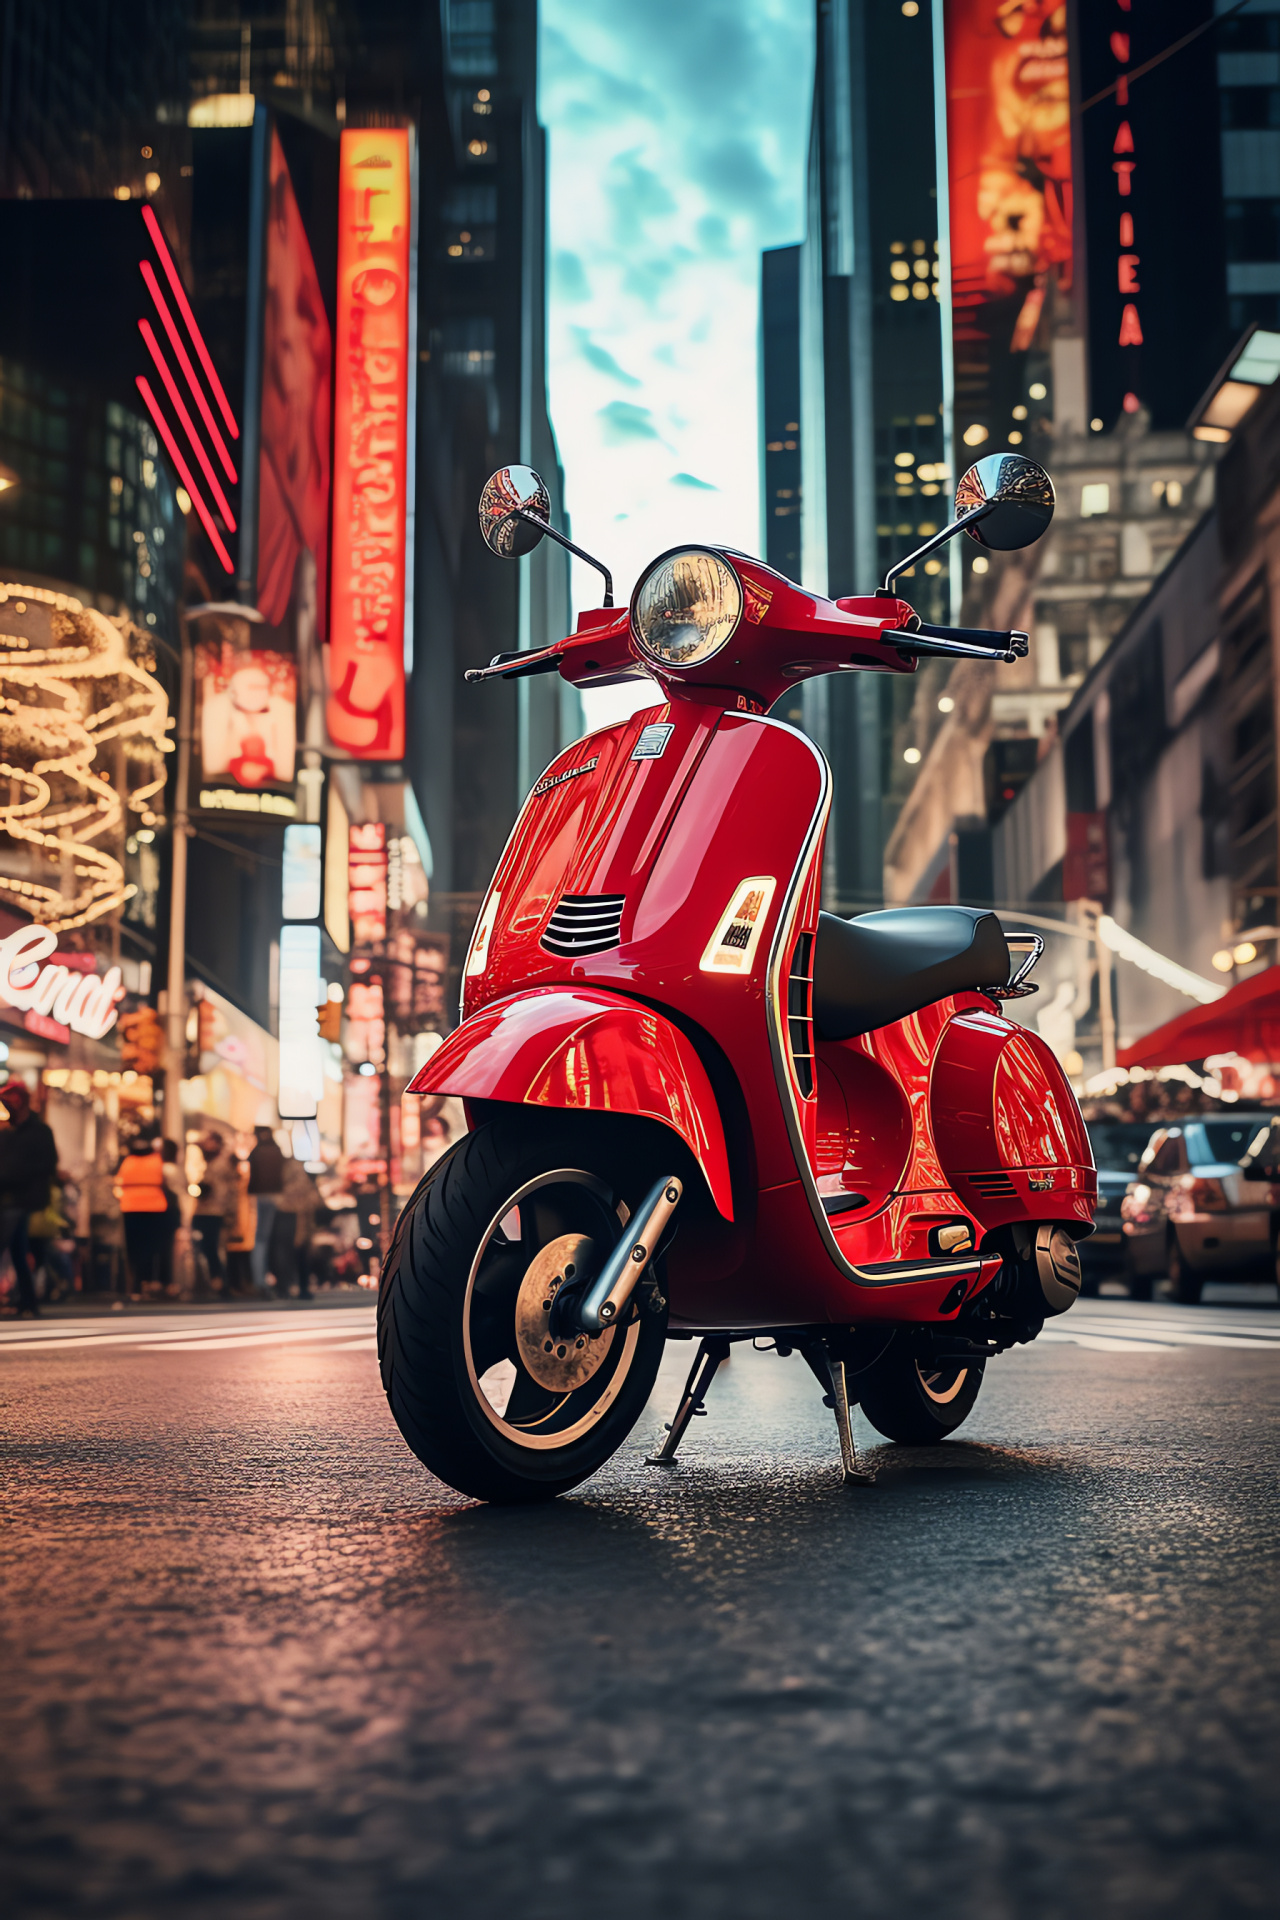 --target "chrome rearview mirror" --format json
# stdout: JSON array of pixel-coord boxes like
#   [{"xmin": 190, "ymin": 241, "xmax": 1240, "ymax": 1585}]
[
  {"xmin": 954, "ymin": 453, "xmax": 1055, "ymax": 551},
  {"xmin": 478, "ymin": 464, "xmax": 551, "ymax": 558},
  {"xmin": 881, "ymin": 450, "xmax": 1055, "ymax": 592},
  {"xmin": 476, "ymin": 461, "xmax": 616, "ymax": 605}
]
